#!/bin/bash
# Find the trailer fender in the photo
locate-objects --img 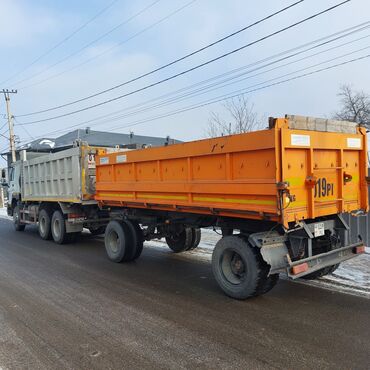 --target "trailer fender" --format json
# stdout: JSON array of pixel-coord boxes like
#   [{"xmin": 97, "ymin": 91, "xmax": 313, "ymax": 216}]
[{"xmin": 248, "ymin": 232, "xmax": 289, "ymax": 274}]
